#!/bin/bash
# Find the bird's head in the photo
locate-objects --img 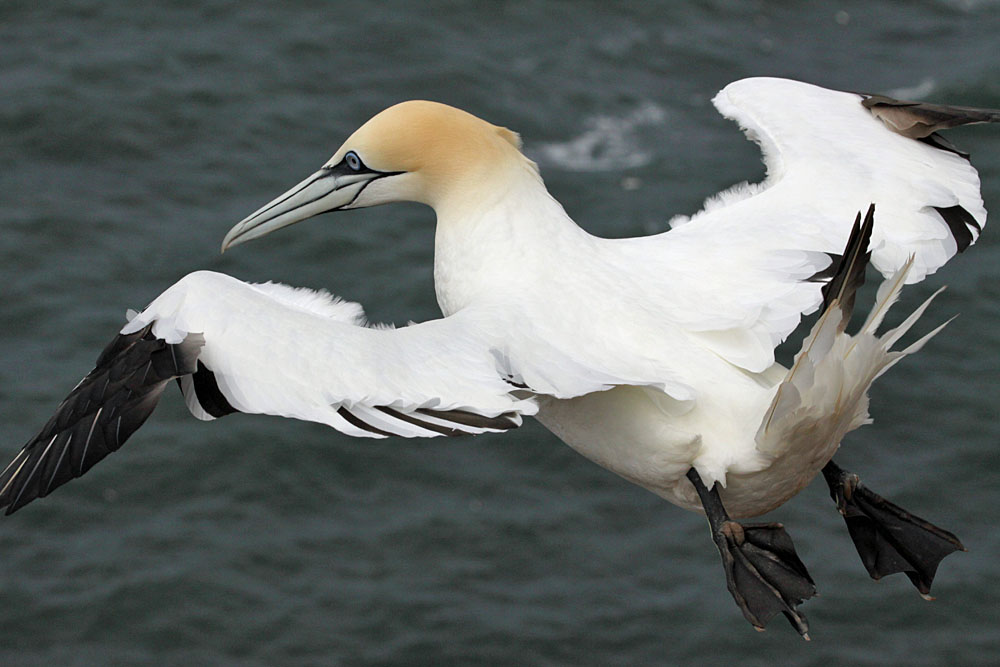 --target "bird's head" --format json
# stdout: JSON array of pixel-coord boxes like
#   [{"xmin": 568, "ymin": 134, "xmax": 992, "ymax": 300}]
[{"xmin": 222, "ymin": 100, "xmax": 529, "ymax": 251}]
